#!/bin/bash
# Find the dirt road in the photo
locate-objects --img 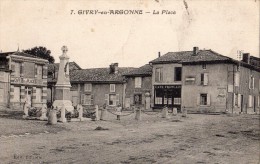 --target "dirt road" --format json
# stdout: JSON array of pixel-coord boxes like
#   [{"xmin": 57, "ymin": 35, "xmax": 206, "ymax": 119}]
[{"xmin": 0, "ymin": 112, "xmax": 259, "ymax": 164}]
